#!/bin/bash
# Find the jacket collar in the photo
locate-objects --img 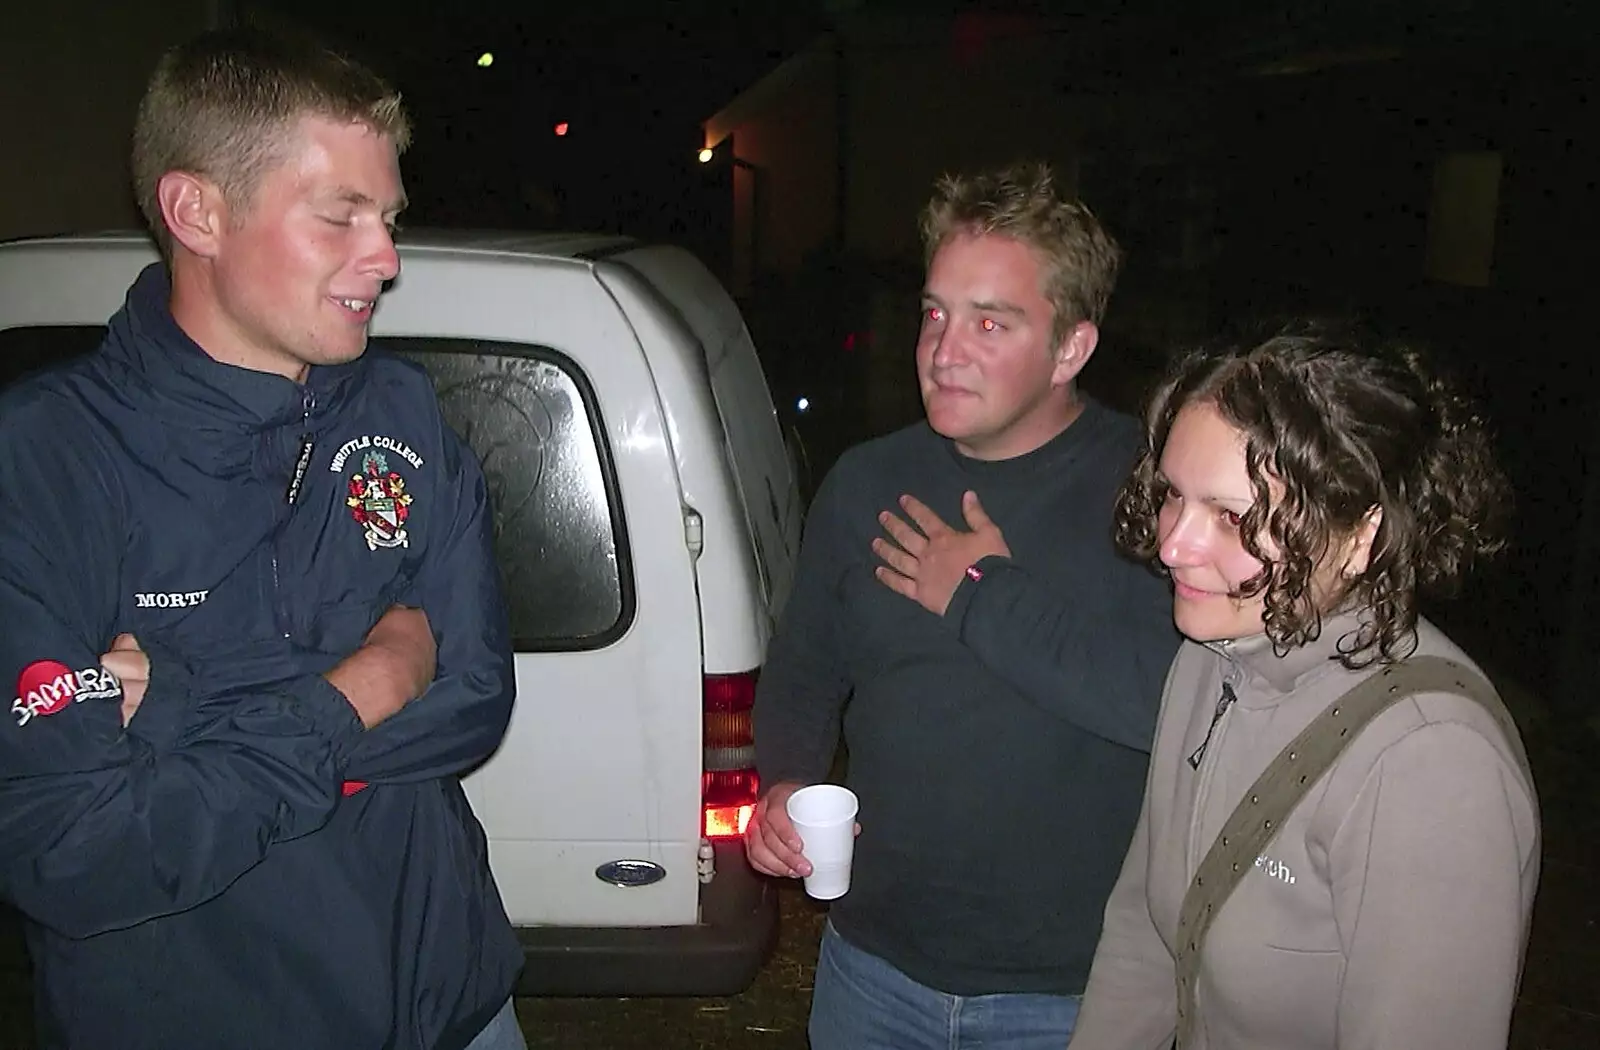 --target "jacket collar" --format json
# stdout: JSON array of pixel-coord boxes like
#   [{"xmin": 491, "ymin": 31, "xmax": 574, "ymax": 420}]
[
  {"xmin": 1206, "ymin": 607, "xmax": 1373, "ymax": 699},
  {"xmin": 102, "ymin": 262, "xmax": 361, "ymax": 434}
]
